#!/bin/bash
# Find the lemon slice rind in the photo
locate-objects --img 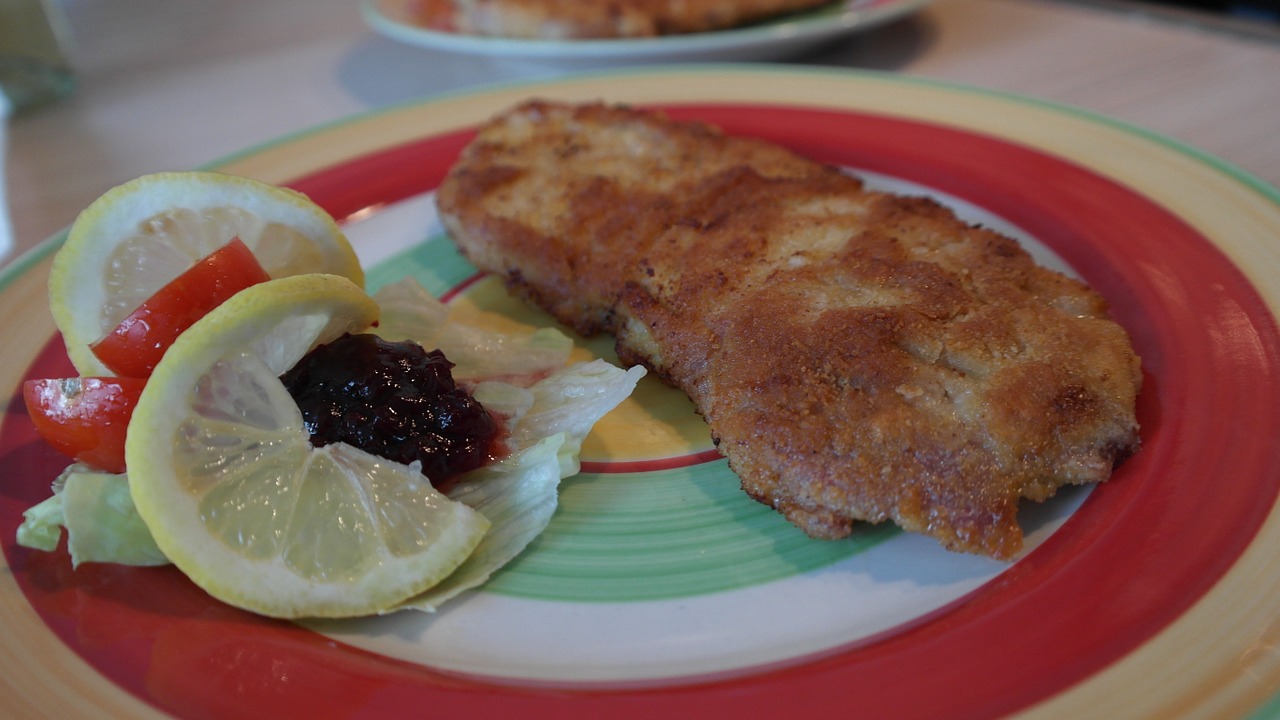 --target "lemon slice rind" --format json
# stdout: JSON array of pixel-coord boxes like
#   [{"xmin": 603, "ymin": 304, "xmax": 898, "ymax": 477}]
[
  {"xmin": 50, "ymin": 171, "xmax": 364, "ymax": 377},
  {"xmin": 126, "ymin": 274, "xmax": 489, "ymax": 618}
]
